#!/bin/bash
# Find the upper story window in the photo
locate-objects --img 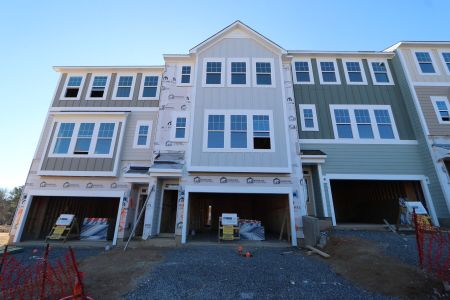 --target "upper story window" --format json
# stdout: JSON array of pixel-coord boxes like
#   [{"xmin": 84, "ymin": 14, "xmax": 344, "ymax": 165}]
[
  {"xmin": 253, "ymin": 115, "xmax": 271, "ymax": 149},
  {"xmin": 330, "ymin": 105, "xmax": 398, "ymax": 141},
  {"xmin": 133, "ymin": 121, "xmax": 152, "ymax": 149},
  {"xmin": 74, "ymin": 123, "xmax": 95, "ymax": 154},
  {"xmin": 440, "ymin": 52, "xmax": 450, "ymax": 74},
  {"xmin": 62, "ymin": 75, "xmax": 84, "ymax": 100},
  {"xmin": 293, "ymin": 60, "xmax": 314, "ymax": 84},
  {"xmin": 368, "ymin": 59, "xmax": 394, "ymax": 85},
  {"xmin": 231, "ymin": 115, "xmax": 247, "ymax": 148},
  {"xmin": 431, "ymin": 96, "xmax": 450, "ymax": 124},
  {"xmin": 415, "ymin": 51, "xmax": 437, "ymax": 74},
  {"xmin": 87, "ymin": 75, "xmax": 109, "ymax": 100},
  {"xmin": 113, "ymin": 75, "xmax": 135, "ymax": 100},
  {"xmin": 203, "ymin": 59, "xmax": 225, "ymax": 87},
  {"xmin": 175, "ymin": 117, "xmax": 187, "ymax": 139},
  {"xmin": 139, "ymin": 75, "xmax": 160, "ymax": 100},
  {"xmin": 343, "ymin": 60, "xmax": 367, "ymax": 84},
  {"xmin": 53, "ymin": 123, "xmax": 75, "ymax": 154},
  {"xmin": 252, "ymin": 58, "xmax": 275, "ymax": 87},
  {"xmin": 317, "ymin": 60, "xmax": 341, "ymax": 84},
  {"xmin": 299, "ymin": 104, "xmax": 319, "ymax": 131},
  {"xmin": 181, "ymin": 66, "xmax": 191, "ymax": 84},
  {"xmin": 229, "ymin": 60, "xmax": 250, "ymax": 86},
  {"xmin": 207, "ymin": 115, "xmax": 225, "ymax": 148},
  {"xmin": 95, "ymin": 123, "xmax": 115, "ymax": 154}
]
